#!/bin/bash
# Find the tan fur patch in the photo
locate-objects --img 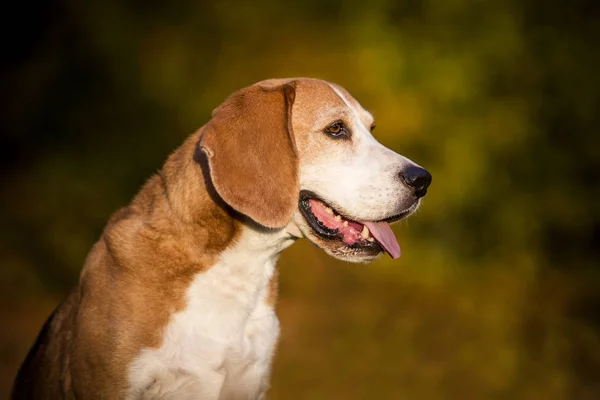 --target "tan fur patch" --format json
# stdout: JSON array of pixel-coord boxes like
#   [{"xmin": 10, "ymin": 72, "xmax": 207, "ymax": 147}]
[
  {"xmin": 12, "ymin": 131, "xmax": 243, "ymax": 398},
  {"xmin": 12, "ymin": 78, "xmax": 364, "ymax": 399},
  {"xmin": 266, "ymin": 269, "xmax": 279, "ymax": 307},
  {"xmin": 199, "ymin": 82, "xmax": 299, "ymax": 229}
]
